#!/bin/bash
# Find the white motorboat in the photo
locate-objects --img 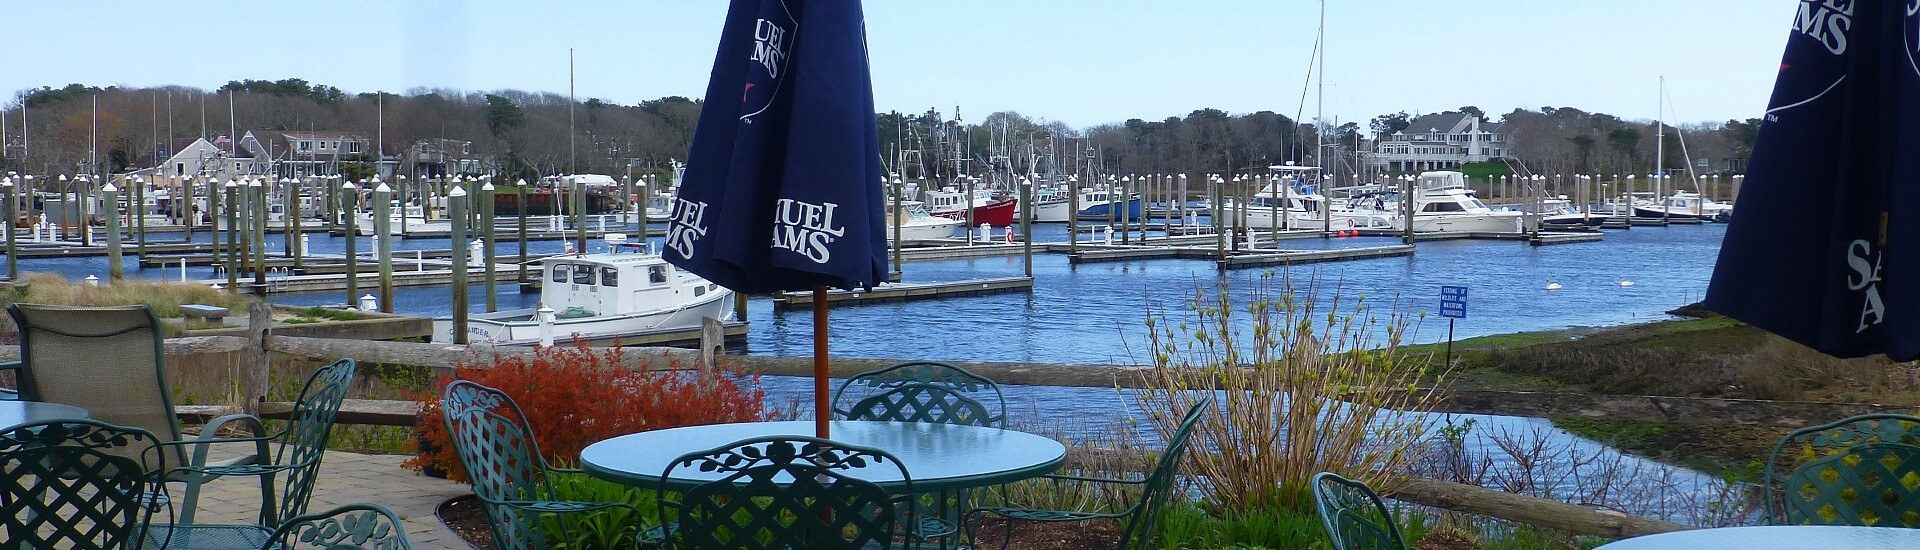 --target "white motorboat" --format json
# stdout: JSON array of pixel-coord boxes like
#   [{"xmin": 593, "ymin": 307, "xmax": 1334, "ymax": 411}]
[
  {"xmin": 886, "ymin": 201, "xmax": 963, "ymax": 240},
  {"xmin": 1632, "ymin": 191, "xmax": 1732, "ymax": 221},
  {"xmin": 1030, "ymin": 186, "xmax": 1074, "ymax": 223},
  {"xmin": 1537, "ymin": 198, "xmax": 1607, "ymax": 228},
  {"xmin": 433, "ymin": 249, "xmax": 736, "ymax": 345},
  {"xmin": 356, "ymin": 202, "xmax": 448, "ymax": 236},
  {"xmin": 1404, "ymin": 171, "xmax": 1528, "ymax": 233}
]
